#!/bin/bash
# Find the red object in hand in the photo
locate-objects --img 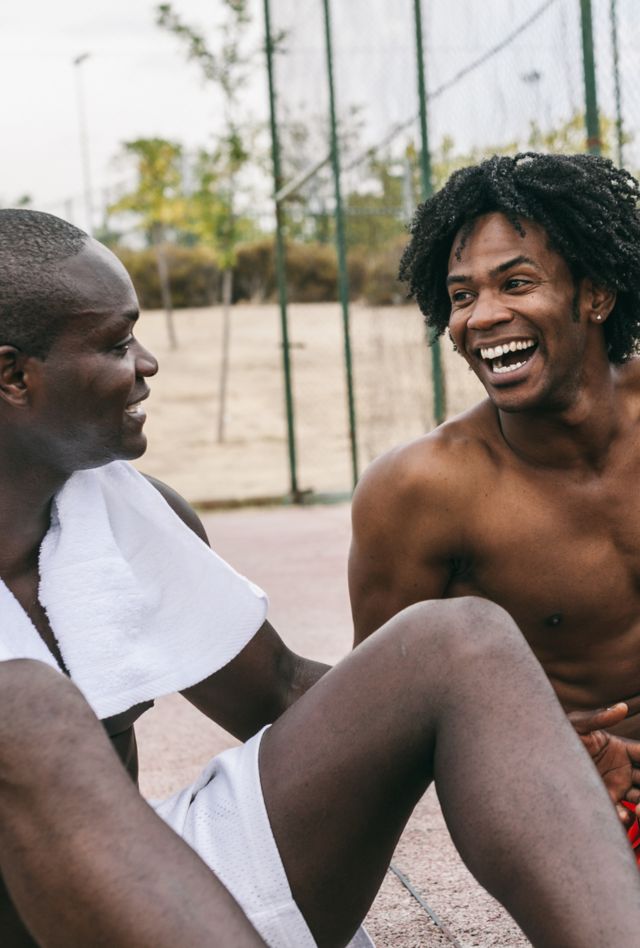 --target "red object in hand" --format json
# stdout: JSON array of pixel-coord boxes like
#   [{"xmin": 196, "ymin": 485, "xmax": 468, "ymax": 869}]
[{"xmin": 622, "ymin": 801, "xmax": 640, "ymax": 865}]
